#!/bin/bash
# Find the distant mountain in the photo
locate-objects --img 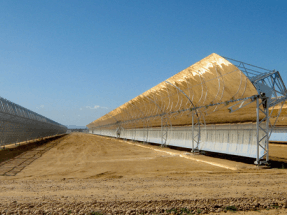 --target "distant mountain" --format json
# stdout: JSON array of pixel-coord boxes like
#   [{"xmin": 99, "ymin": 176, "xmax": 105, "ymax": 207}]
[{"xmin": 66, "ymin": 125, "xmax": 88, "ymax": 129}]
